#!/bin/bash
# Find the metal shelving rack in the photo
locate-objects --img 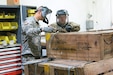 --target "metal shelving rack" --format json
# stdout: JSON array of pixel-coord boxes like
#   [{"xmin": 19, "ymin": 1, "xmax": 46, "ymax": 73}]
[
  {"xmin": 20, "ymin": 5, "xmax": 36, "ymax": 21},
  {"xmin": 0, "ymin": 5, "xmax": 38, "ymax": 75},
  {"xmin": 0, "ymin": 5, "xmax": 37, "ymax": 75},
  {"xmin": 0, "ymin": 5, "xmax": 21, "ymax": 43},
  {"xmin": 0, "ymin": 5, "xmax": 22, "ymax": 75}
]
